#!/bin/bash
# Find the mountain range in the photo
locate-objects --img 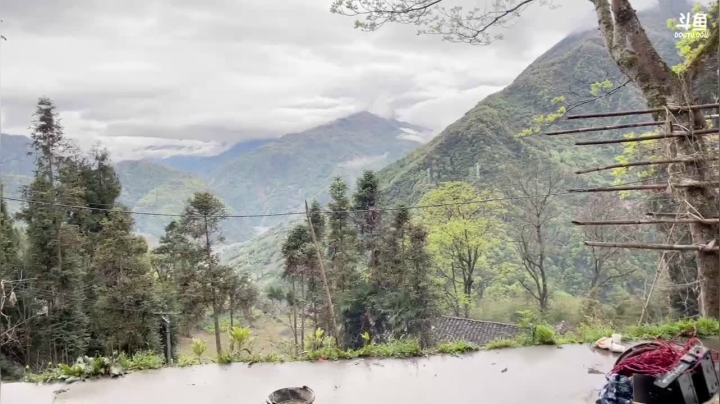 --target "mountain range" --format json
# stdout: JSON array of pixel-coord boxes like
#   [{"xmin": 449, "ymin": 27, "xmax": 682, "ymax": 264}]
[
  {"xmin": 220, "ymin": 3, "xmax": 692, "ymax": 283},
  {"xmin": 0, "ymin": 3, "xmax": 690, "ymax": 282},
  {"xmin": 0, "ymin": 112, "xmax": 430, "ymax": 244}
]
